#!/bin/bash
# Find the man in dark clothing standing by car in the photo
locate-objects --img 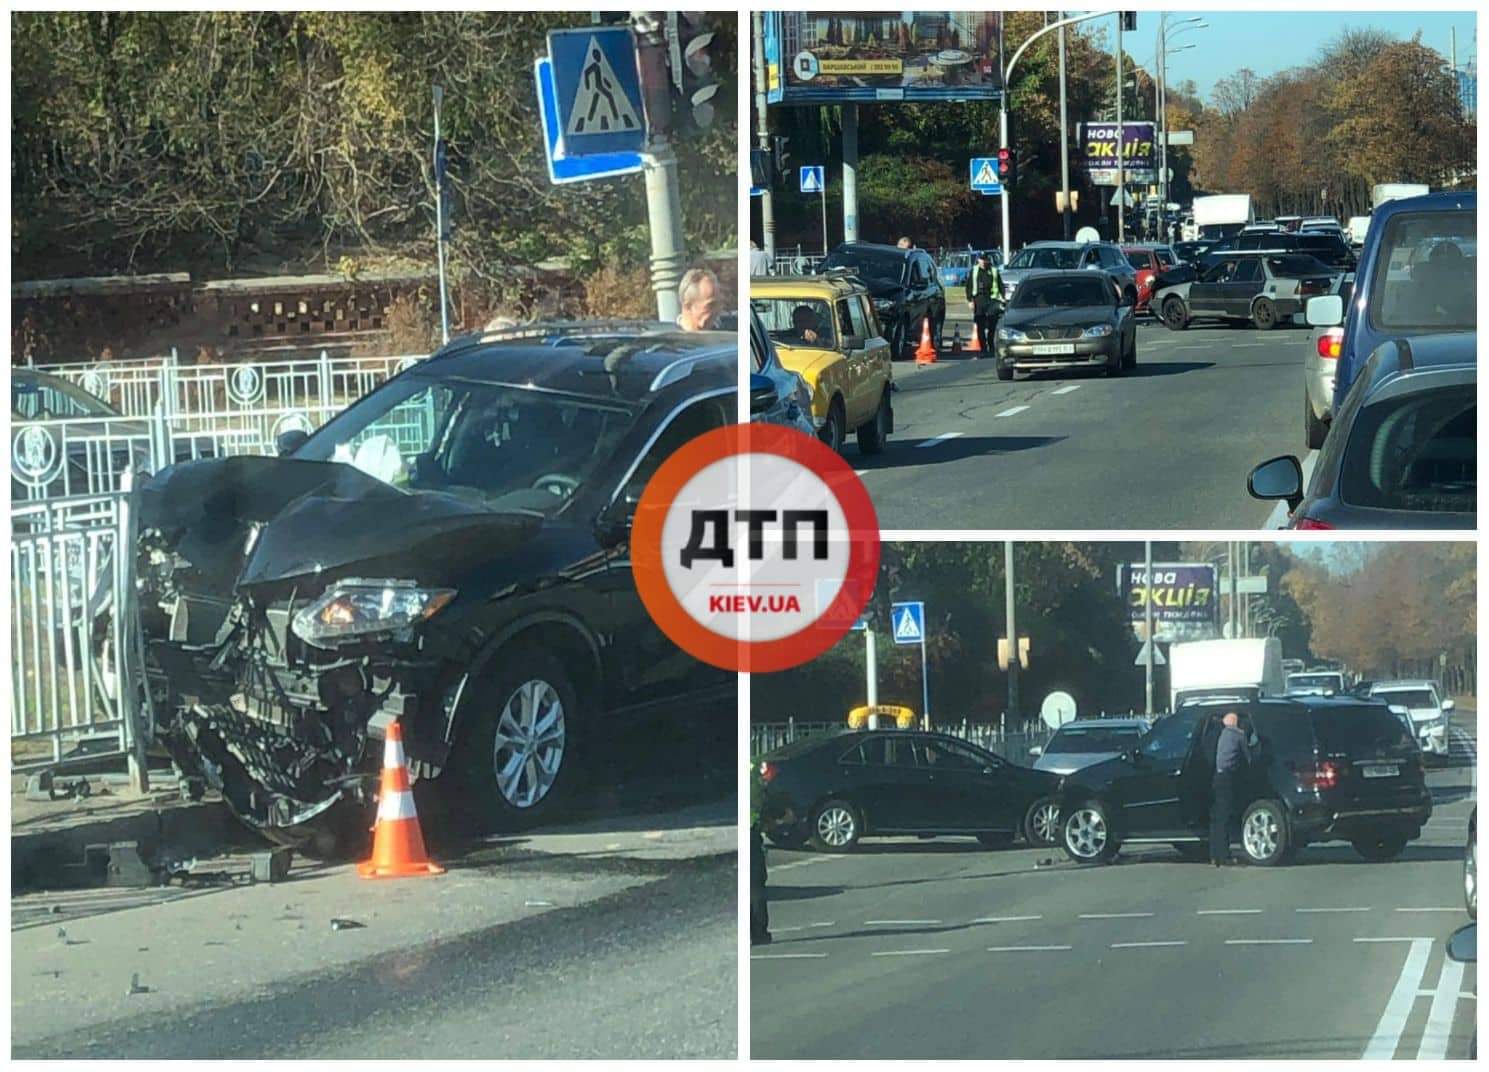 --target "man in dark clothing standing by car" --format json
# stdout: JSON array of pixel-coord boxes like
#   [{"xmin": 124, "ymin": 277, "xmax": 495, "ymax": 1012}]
[
  {"xmin": 751, "ymin": 771, "xmax": 771, "ymax": 945},
  {"xmin": 964, "ymin": 251, "xmax": 1003, "ymax": 355},
  {"xmin": 1211, "ymin": 711, "xmax": 1250, "ymax": 866}
]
